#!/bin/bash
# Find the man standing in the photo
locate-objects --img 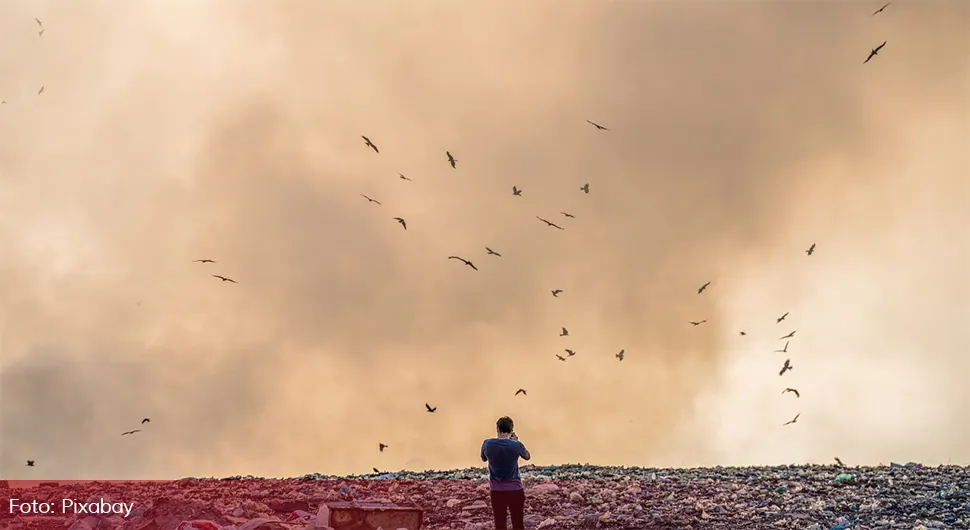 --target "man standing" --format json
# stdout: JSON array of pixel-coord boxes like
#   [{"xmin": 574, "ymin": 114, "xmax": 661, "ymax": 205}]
[{"xmin": 480, "ymin": 416, "xmax": 531, "ymax": 530}]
